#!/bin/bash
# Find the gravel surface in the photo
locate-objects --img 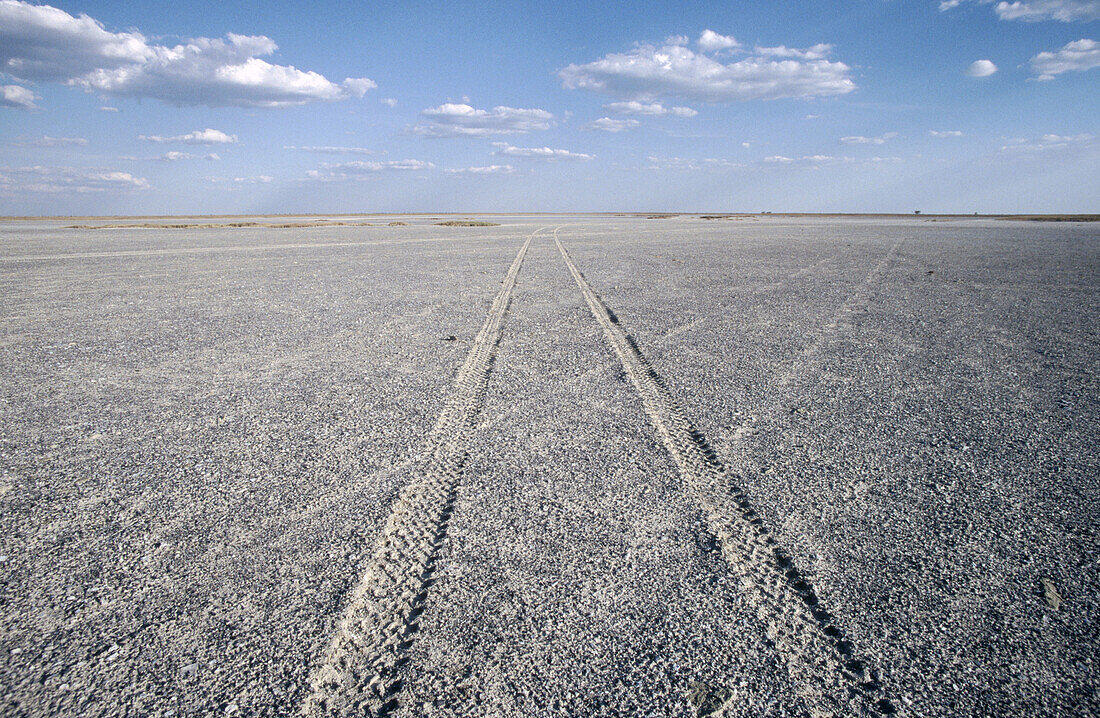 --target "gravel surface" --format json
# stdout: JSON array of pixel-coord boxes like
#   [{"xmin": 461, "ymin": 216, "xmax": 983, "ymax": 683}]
[
  {"xmin": 565, "ymin": 217, "xmax": 1100, "ymax": 715},
  {"xmin": 1, "ymin": 216, "xmax": 1097, "ymax": 716},
  {"xmin": 0, "ymin": 220, "xmax": 524, "ymax": 716}
]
